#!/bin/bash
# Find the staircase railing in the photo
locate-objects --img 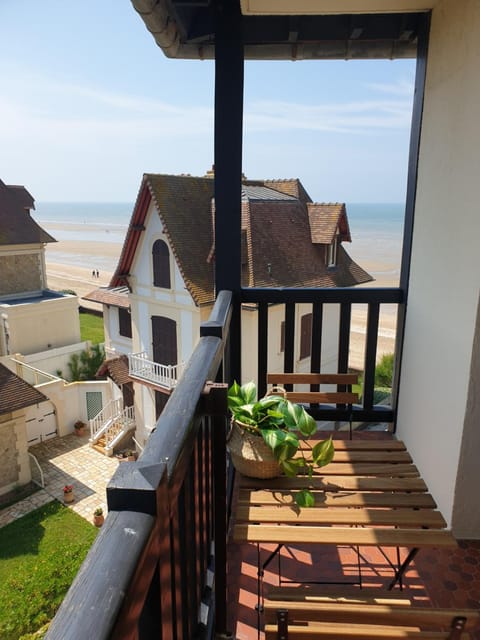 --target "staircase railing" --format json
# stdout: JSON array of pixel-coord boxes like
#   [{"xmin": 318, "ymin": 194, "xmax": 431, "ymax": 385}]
[
  {"xmin": 128, "ymin": 352, "xmax": 184, "ymax": 389},
  {"xmin": 104, "ymin": 406, "xmax": 136, "ymax": 450},
  {"xmin": 89, "ymin": 397, "xmax": 124, "ymax": 440}
]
